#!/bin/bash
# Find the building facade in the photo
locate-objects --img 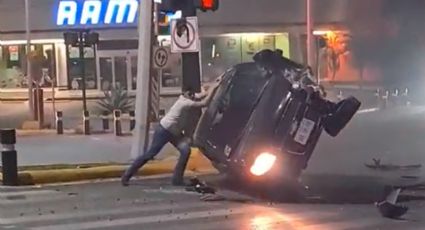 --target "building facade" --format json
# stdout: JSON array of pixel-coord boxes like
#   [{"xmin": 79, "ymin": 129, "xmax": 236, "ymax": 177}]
[{"xmin": 0, "ymin": 0, "xmax": 351, "ymax": 100}]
